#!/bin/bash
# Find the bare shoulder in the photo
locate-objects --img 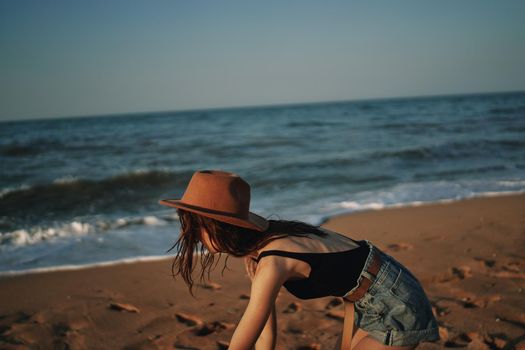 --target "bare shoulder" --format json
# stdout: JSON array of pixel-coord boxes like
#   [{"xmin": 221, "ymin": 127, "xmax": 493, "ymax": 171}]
[{"xmin": 253, "ymin": 250, "xmax": 296, "ymax": 286}]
